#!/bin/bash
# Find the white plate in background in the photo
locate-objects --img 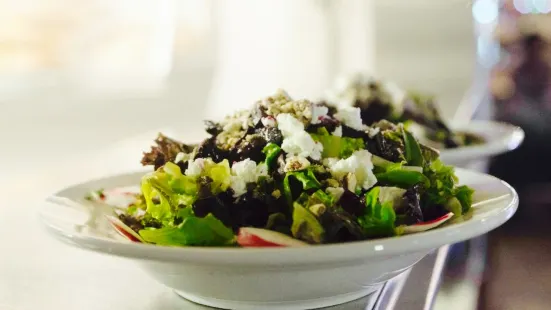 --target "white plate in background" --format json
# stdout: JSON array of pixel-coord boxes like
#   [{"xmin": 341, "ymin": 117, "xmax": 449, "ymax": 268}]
[{"xmin": 438, "ymin": 121, "xmax": 524, "ymax": 165}]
